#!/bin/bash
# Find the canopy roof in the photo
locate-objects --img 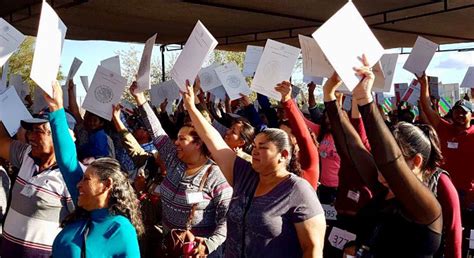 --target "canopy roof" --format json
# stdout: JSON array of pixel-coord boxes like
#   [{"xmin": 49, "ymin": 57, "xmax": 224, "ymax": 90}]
[{"xmin": 2, "ymin": 0, "xmax": 474, "ymax": 51}]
